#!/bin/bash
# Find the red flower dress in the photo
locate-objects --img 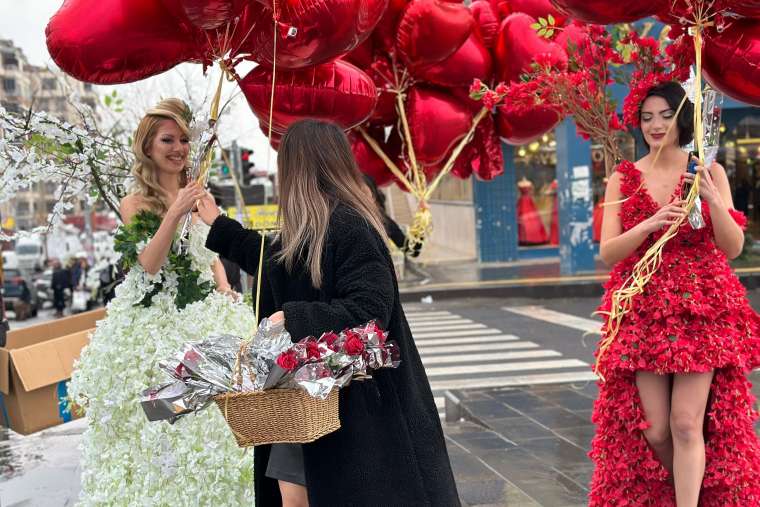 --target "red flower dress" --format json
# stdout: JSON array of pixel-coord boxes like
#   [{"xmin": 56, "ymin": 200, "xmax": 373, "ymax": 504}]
[
  {"xmin": 517, "ymin": 183, "xmax": 550, "ymax": 245},
  {"xmin": 589, "ymin": 160, "xmax": 760, "ymax": 506}
]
